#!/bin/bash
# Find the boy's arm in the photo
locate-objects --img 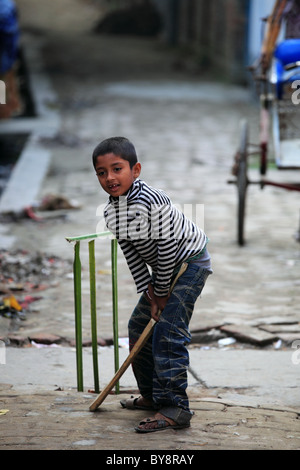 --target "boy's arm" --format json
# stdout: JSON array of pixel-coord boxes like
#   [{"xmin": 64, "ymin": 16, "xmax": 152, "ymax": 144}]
[
  {"xmin": 150, "ymin": 201, "xmax": 178, "ymax": 298},
  {"xmin": 147, "ymin": 237, "xmax": 179, "ymax": 320},
  {"xmin": 118, "ymin": 237, "xmax": 173, "ymax": 321},
  {"xmin": 118, "ymin": 239, "xmax": 152, "ymax": 293},
  {"xmin": 154, "ymin": 237, "xmax": 179, "ymax": 297}
]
